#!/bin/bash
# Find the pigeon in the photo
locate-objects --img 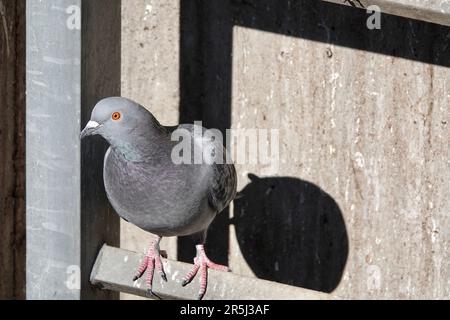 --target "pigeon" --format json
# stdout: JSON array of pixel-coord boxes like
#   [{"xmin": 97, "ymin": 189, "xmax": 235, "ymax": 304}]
[{"xmin": 80, "ymin": 97, "xmax": 237, "ymax": 300}]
